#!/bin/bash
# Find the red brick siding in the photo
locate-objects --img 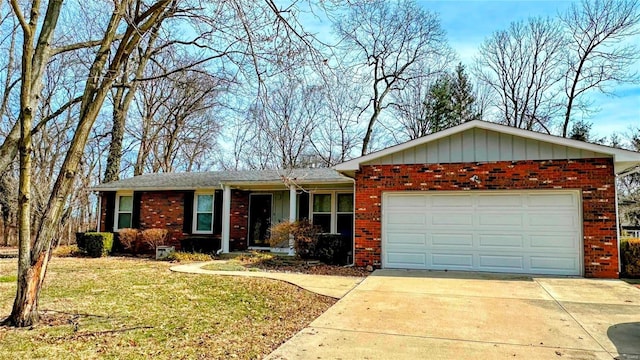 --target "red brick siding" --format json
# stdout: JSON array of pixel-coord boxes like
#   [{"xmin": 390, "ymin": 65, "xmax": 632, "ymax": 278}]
[
  {"xmin": 230, "ymin": 190, "xmax": 250, "ymax": 251},
  {"xmin": 354, "ymin": 158, "xmax": 618, "ymax": 278},
  {"xmin": 139, "ymin": 191, "xmax": 186, "ymax": 247}
]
